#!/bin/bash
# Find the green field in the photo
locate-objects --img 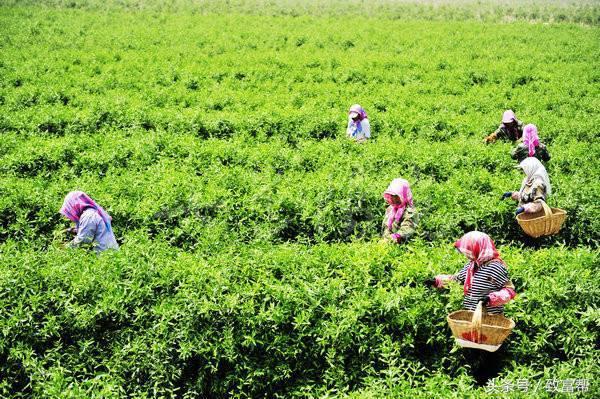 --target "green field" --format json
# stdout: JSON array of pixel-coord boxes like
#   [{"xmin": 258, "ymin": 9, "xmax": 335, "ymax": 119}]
[{"xmin": 0, "ymin": 1, "xmax": 599, "ymax": 397}]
